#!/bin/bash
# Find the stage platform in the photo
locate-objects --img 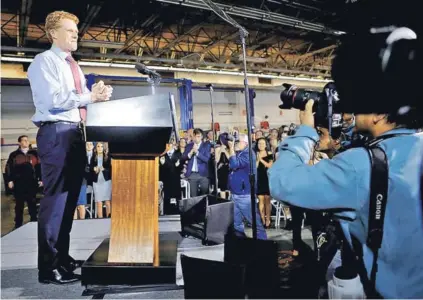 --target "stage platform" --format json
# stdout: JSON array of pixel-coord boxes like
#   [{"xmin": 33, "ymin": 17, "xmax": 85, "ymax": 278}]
[{"xmin": 1, "ymin": 216, "xmax": 312, "ymax": 299}]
